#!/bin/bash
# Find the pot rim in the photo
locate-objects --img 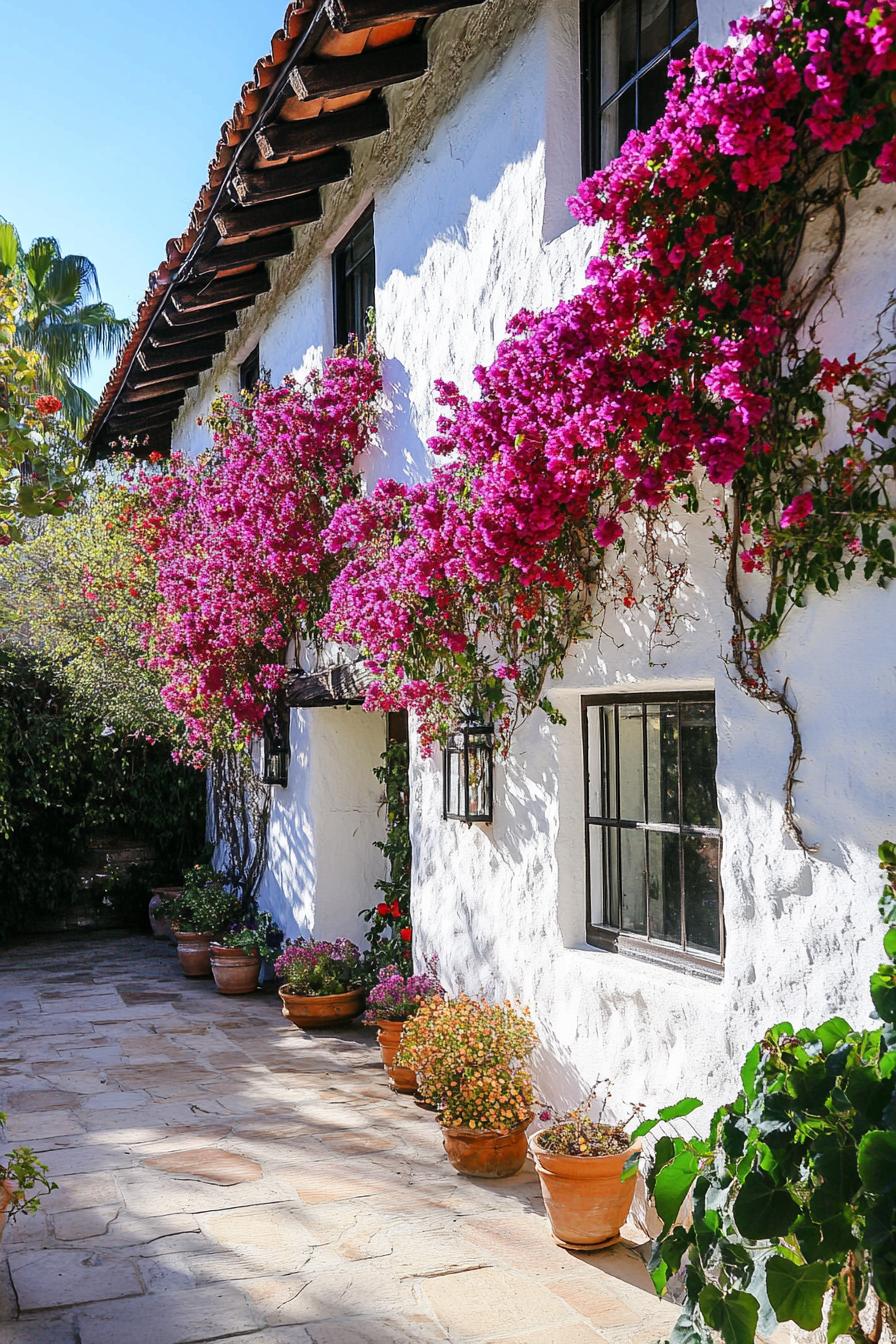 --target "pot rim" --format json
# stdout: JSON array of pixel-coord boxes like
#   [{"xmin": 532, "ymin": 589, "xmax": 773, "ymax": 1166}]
[
  {"xmin": 529, "ymin": 1128, "xmax": 642, "ymax": 1164},
  {"xmin": 170, "ymin": 926, "xmax": 216, "ymax": 940},
  {"xmin": 209, "ymin": 943, "xmax": 262, "ymax": 958},
  {"xmin": 440, "ymin": 1114, "xmax": 533, "ymax": 1139},
  {"xmin": 277, "ymin": 985, "xmax": 364, "ymax": 1003}
]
